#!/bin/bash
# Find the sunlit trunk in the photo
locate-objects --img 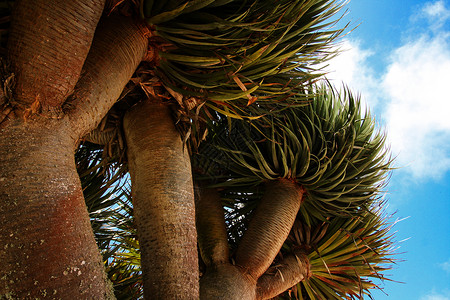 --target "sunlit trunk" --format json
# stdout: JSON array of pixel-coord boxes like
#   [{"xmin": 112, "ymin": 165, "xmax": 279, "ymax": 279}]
[
  {"xmin": 197, "ymin": 180, "xmax": 309, "ymax": 299},
  {"xmin": 1, "ymin": 1, "xmax": 148, "ymax": 296},
  {"xmin": 235, "ymin": 179, "xmax": 304, "ymax": 279},
  {"xmin": 0, "ymin": 119, "xmax": 114, "ymax": 298},
  {"xmin": 7, "ymin": 0, "xmax": 105, "ymax": 112},
  {"xmin": 124, "ymin": 99, "xmax": 199, "ymax": 299},
  {"xmin": 195, "ymin": 185, "xmax": 229, "ymax": 267}
]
